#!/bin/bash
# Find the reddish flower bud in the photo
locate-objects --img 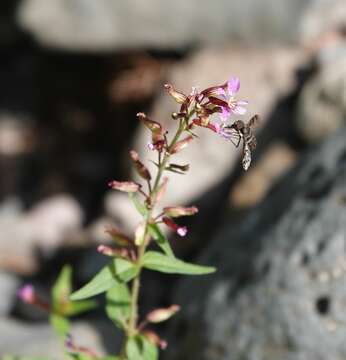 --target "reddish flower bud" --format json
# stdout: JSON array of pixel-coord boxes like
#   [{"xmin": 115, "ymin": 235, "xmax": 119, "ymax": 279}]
[
  {"xmin": 163, "ymin": 206, "xmax": 198, "ymax": 218},
  {"xmin": 17, "ymin": 284, "xmax": 50, "ymax": 311},
  {"xmin": 137, "ymin": 112, "xmax": 162, "ymax": 134},
  {"xmin": 146, "ymin": 304, "xmax": 180, "ymax": 323},
  {"xmin": 208, "ymin": 96, "xmax": 229, "ymax": 108},
  {"xmin": 143, "ymin": 331, "xmax": 168, "ymax": 350},
  {"xmin": 108, "ymin": 180, "xmax": 141, "ymax": 193},
  {"xmin": 105, "ymin": 226, "xmax": 134, "ymax": 247},
  {"xmin": 192, "ymin": 119, "xmax": 220, "ymax": 133},
  {"xmin": 201, "ymin": 83, "xmax": 226, "ymax": 97},
  {"xmin": 170, "ymin": 136, "xmax": 193, "ymax": 154},
  {"xmin": 130, "ymin": 150, "xmax": 152, "ymax": 181},
  {"xmin": 162, "ymin": 217, "xmax": 188, "ymax": 237},
  {"xmin": 164, "ymin": 84, "xmax": 187, "ymax": 104},
  {"xmin": 168, "ymin": 163, "xmax": 190, "ymax": 172},
  {"xmin": 97, "ymin": 245, "xmax": 130, "ymax": 259}
]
